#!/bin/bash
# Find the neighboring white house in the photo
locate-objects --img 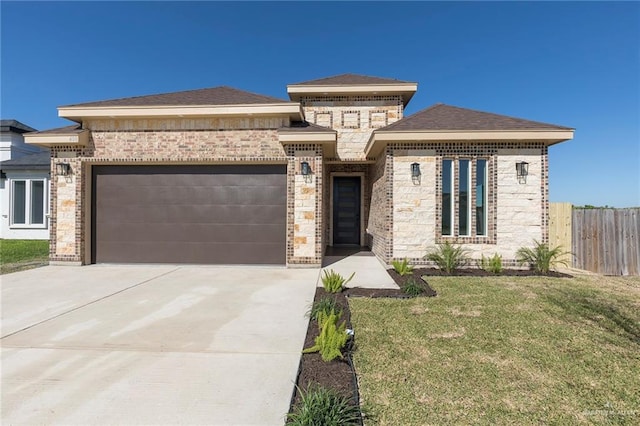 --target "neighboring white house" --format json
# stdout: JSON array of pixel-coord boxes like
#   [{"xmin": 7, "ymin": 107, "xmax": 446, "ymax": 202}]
[{"xmin": 0, "ymin": 120, "xmax": 50, "ymax": 240}]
